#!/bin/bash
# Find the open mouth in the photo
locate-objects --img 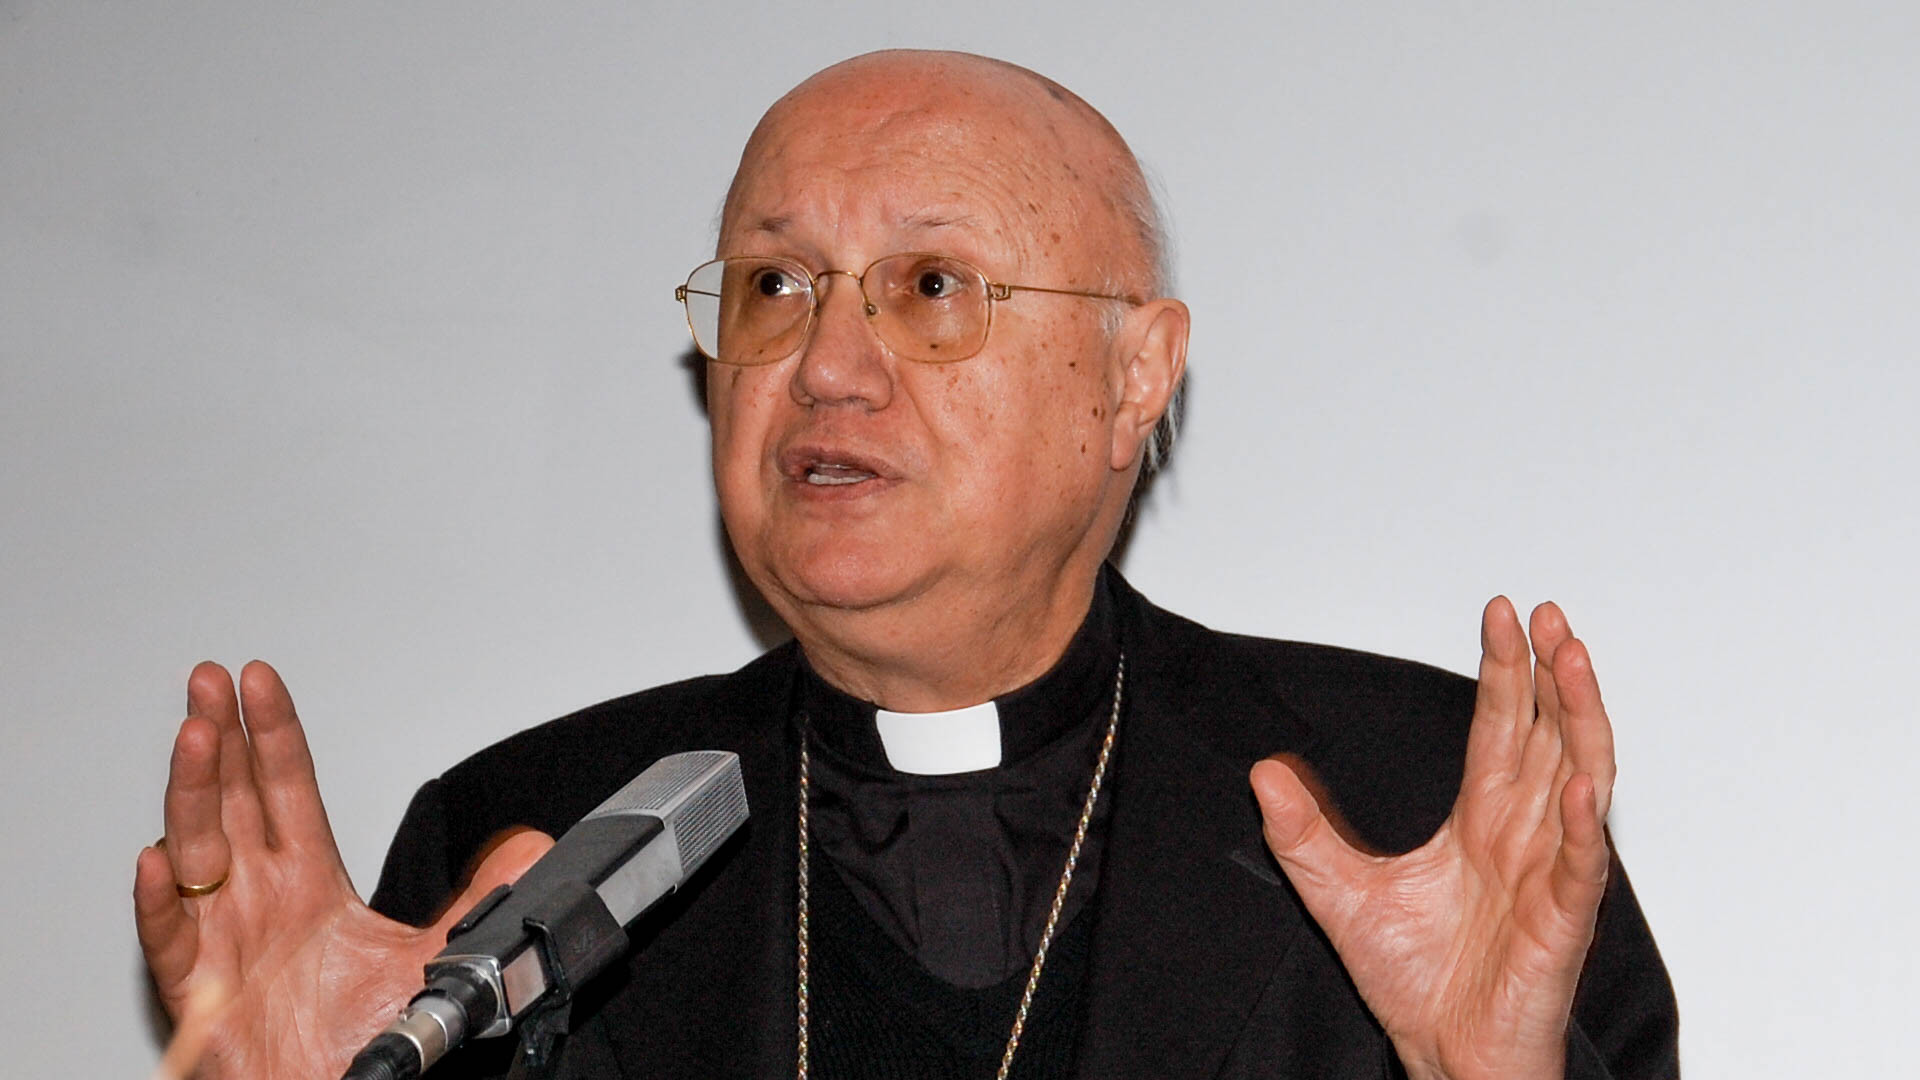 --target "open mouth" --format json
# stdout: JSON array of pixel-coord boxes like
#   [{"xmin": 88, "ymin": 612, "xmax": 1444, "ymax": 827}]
[
  {"xmin": 783, "ymin": 444, "xmax": 892, "ymax": 490},
  {"xmin": 805, "ymin": 463, "xmax": 876, "ymax": 486}
]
